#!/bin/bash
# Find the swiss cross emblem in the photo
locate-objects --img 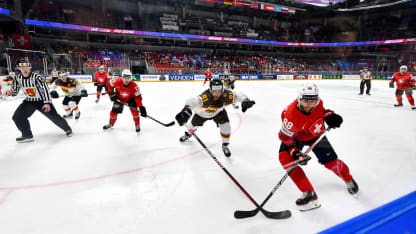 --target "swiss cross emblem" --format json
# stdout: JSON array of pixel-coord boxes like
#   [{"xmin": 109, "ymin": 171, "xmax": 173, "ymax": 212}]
[
  {"xmin": 309, "ymin": 118, "xmax": 325, "ymax": 136},
  {"xmin": 16, "ymin": 36, "xmax": 28, "ymax": 46}
]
